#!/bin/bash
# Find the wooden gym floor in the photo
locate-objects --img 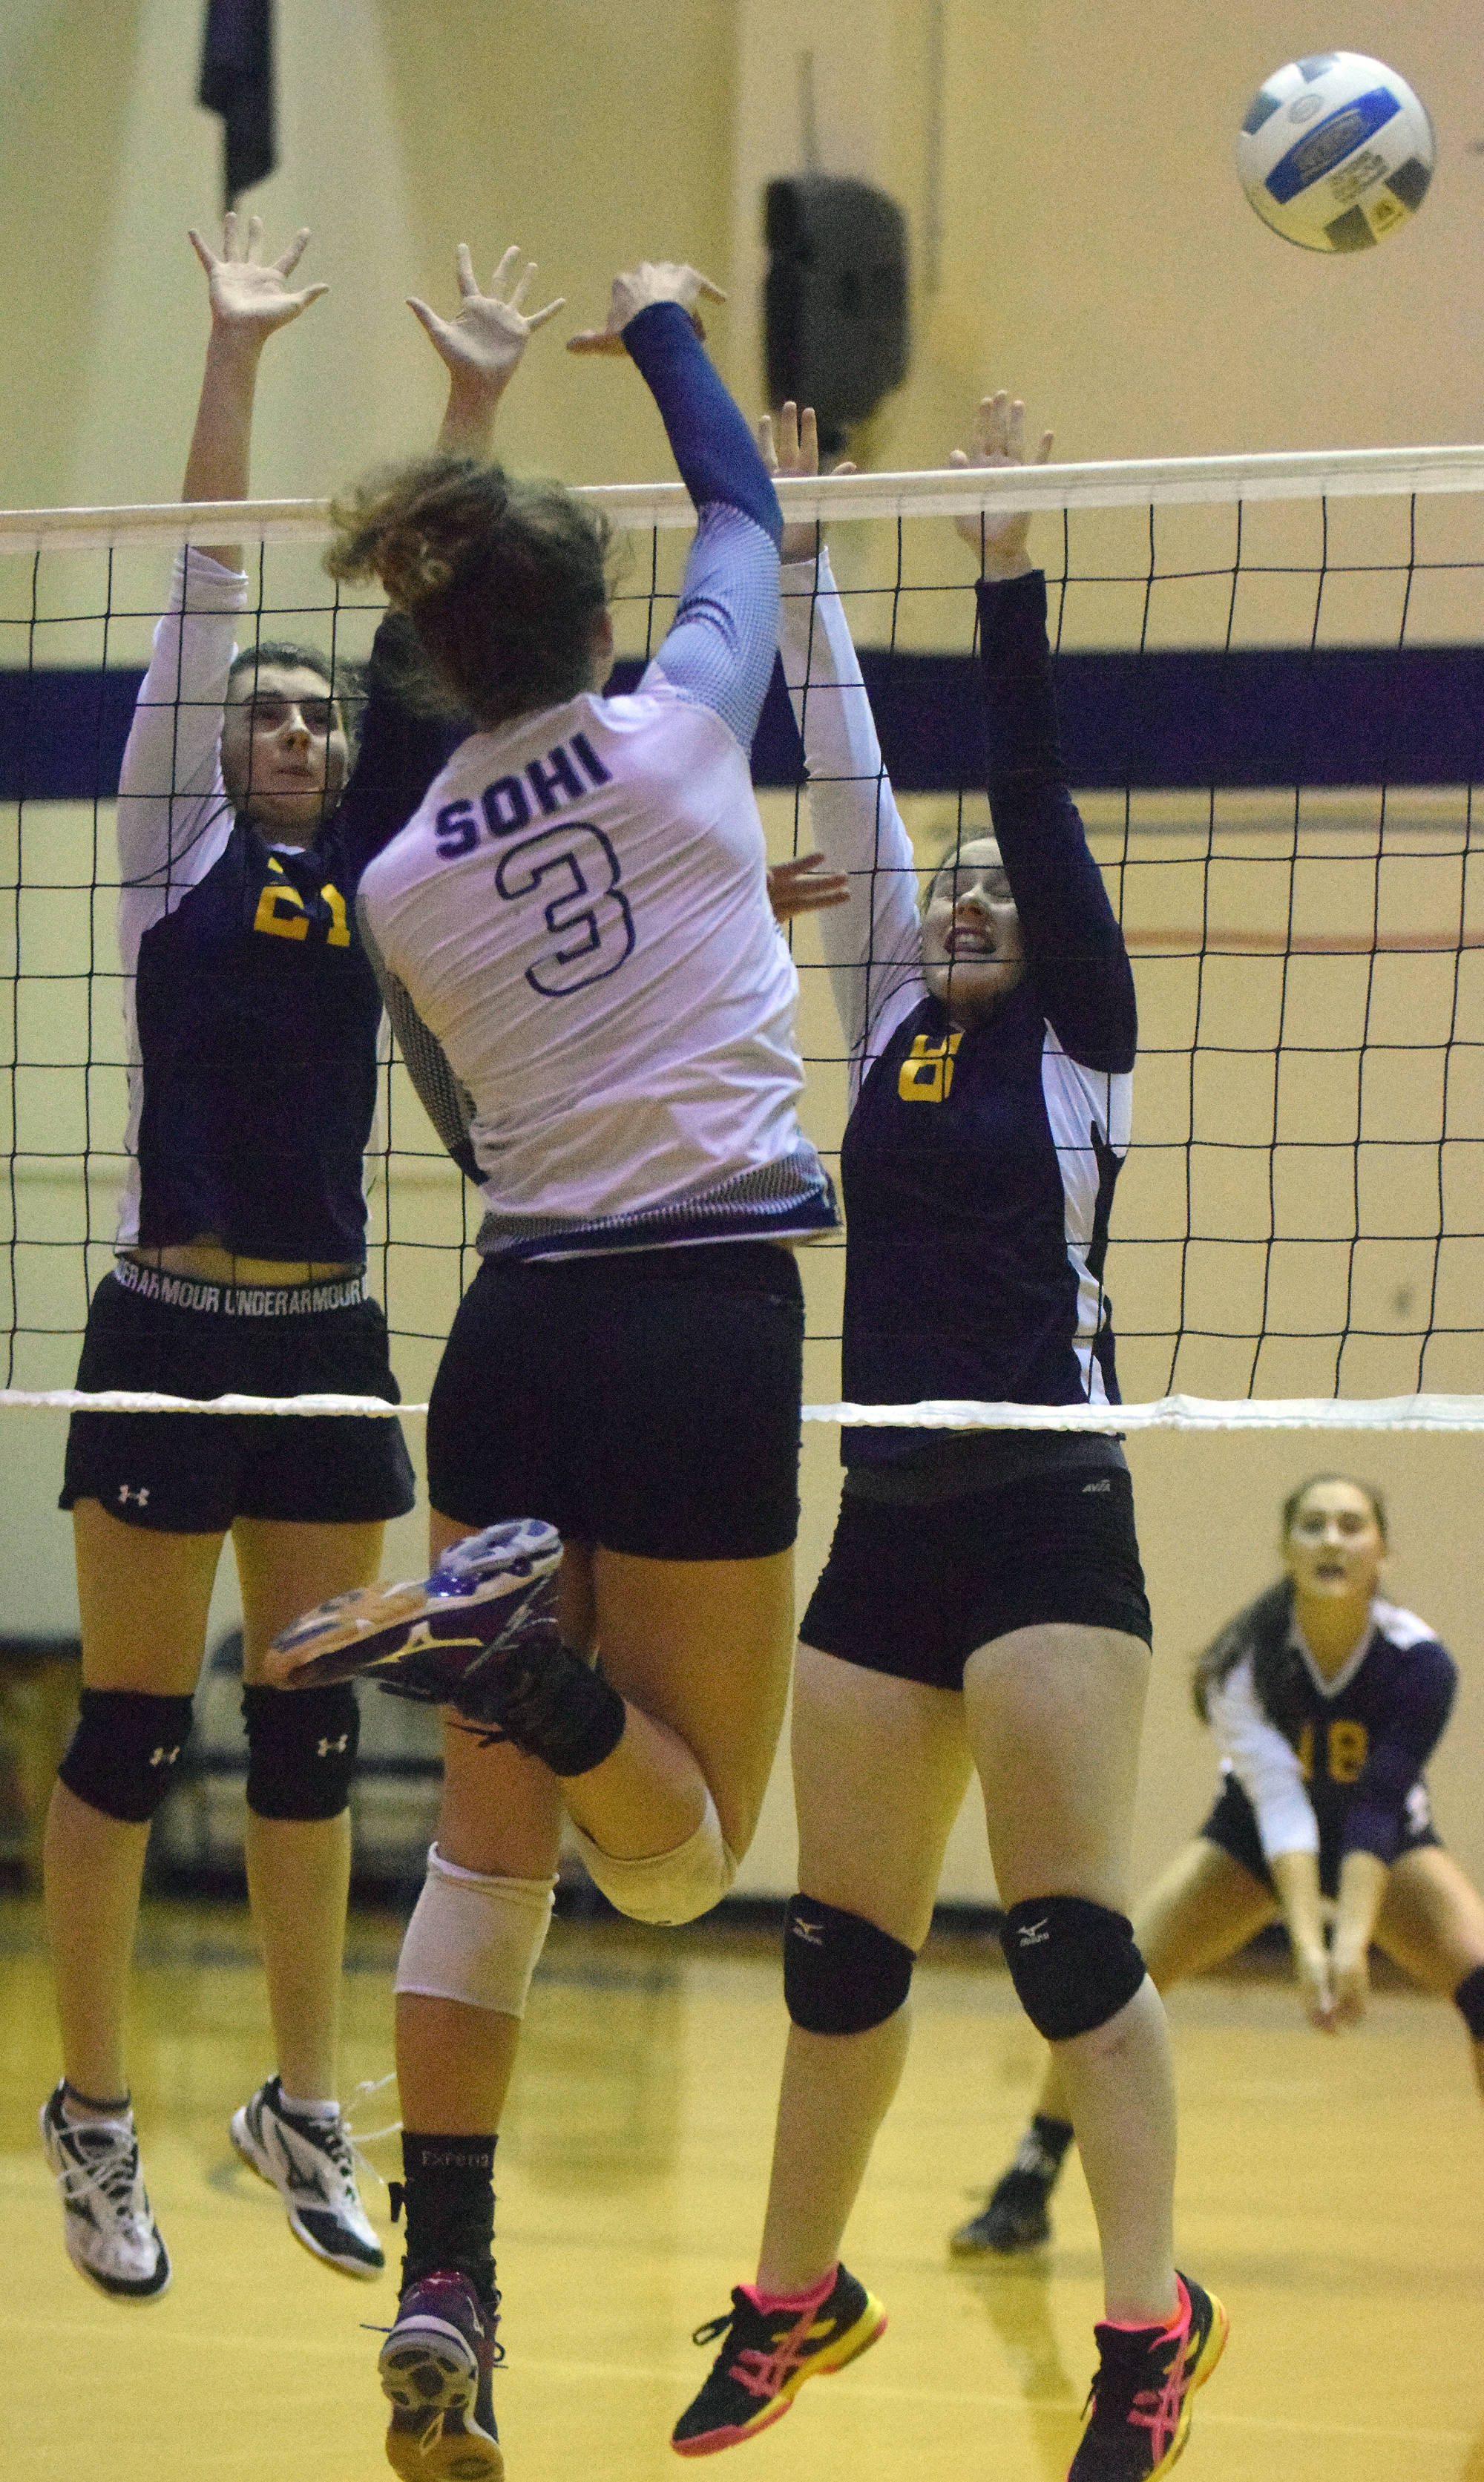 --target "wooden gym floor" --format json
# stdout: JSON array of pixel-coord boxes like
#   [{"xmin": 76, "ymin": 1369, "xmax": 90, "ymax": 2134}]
[{"xmin": 2, "ymin": 1894, "xmax": 1481, "ymax": 2481}]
